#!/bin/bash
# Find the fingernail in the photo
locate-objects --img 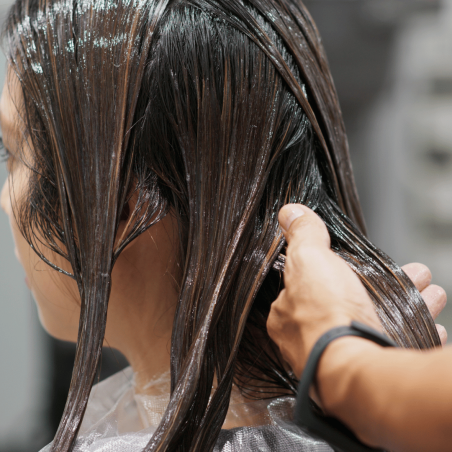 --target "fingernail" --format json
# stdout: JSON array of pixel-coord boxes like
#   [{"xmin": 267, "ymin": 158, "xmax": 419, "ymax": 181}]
[{"xmin": 279, "ymin": 204, "xmax": 305, "ymax": 233}]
